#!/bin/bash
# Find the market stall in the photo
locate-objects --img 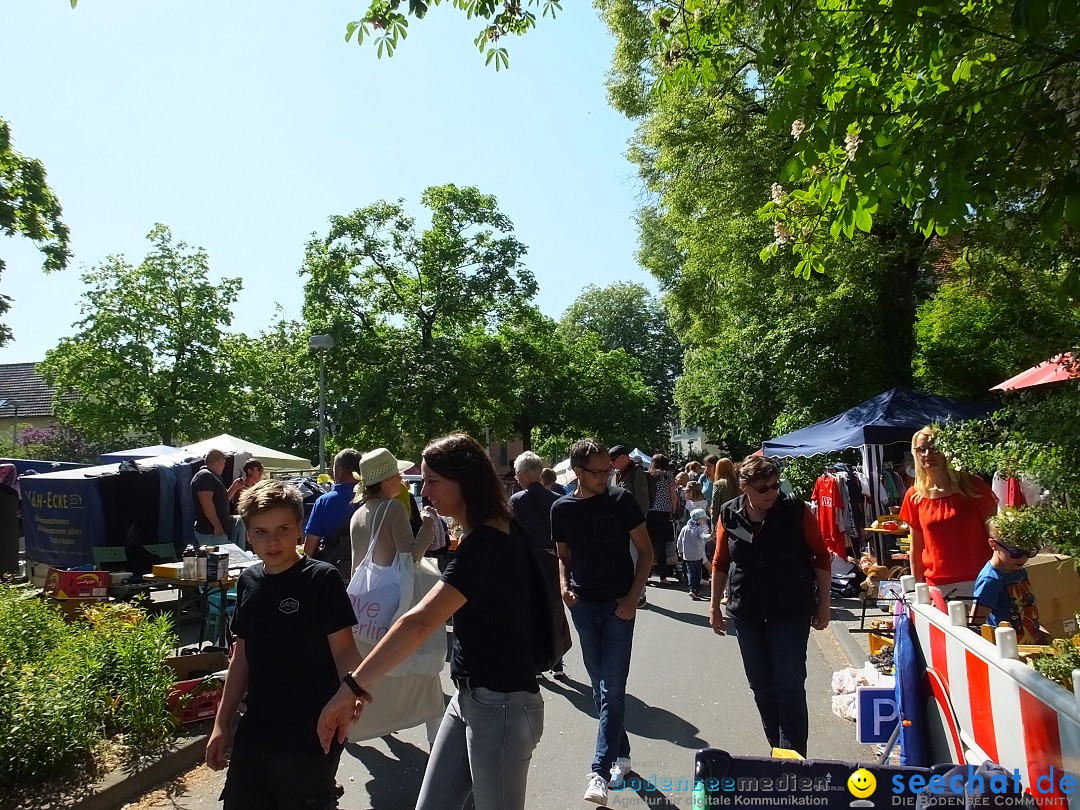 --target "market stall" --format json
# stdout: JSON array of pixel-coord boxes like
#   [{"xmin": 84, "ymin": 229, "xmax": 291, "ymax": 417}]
[
  {"xmin": 762, "ymin": 386, "xmax": 992, "ymax": 520},
  {"xmin": 21, "ymin": 452, "xmax": 201, "ymax": 569}
]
